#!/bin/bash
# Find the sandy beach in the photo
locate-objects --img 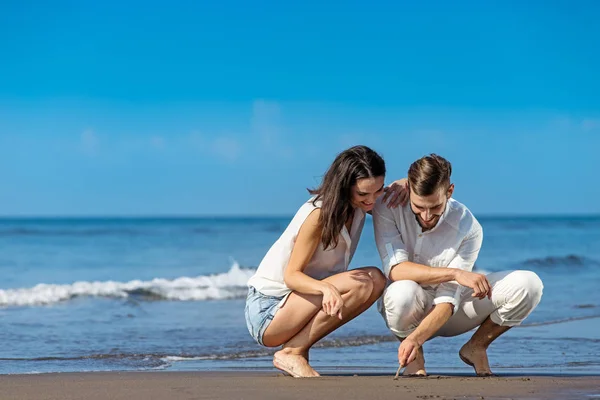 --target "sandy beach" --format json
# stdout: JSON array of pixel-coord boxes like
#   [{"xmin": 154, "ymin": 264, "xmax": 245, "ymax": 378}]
[{"xmin": 0, "ymin": 372, "xmax": 598, "ymax": 400}]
